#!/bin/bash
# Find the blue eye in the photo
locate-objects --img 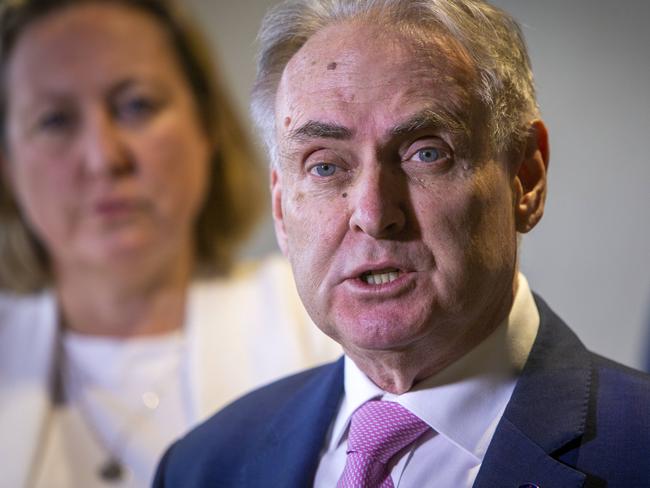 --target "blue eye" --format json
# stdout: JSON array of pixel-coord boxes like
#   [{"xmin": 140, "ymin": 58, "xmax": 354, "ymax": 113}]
[
  {"xmin": 312, "ymin": 163, "xmax": 337, "ymax": 177},
  {"xmin": 417, "ymin": 147, "xmax": 442, "ymax": 163}
]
